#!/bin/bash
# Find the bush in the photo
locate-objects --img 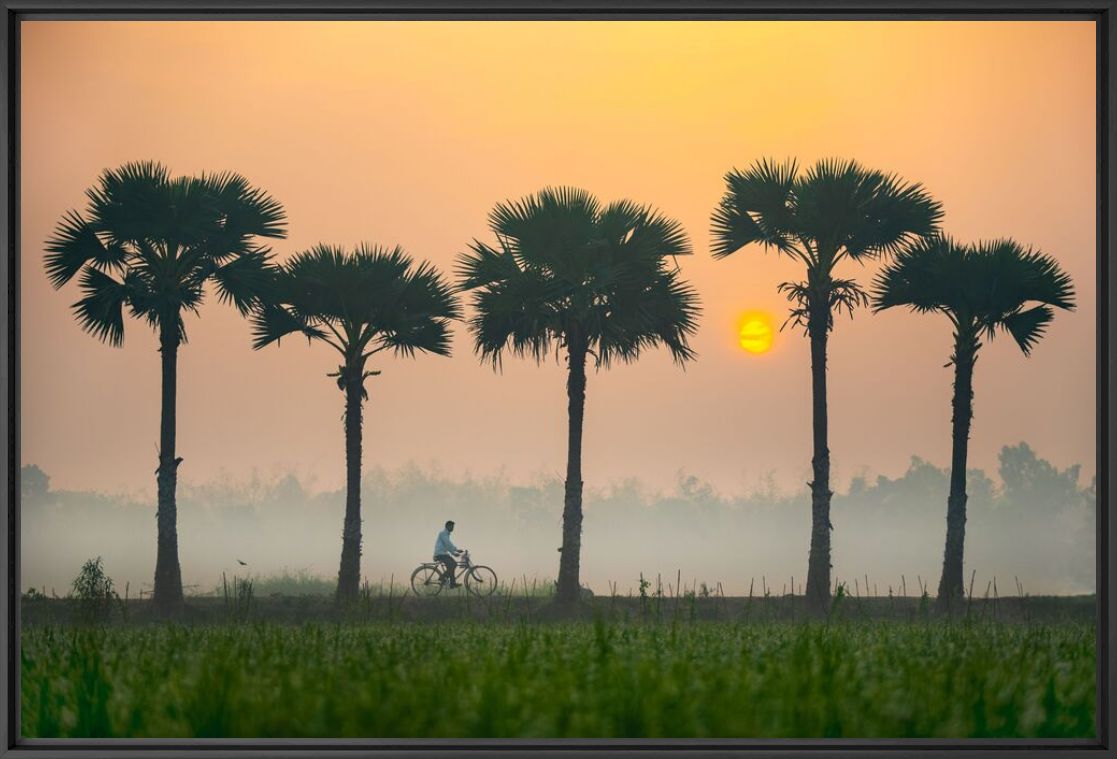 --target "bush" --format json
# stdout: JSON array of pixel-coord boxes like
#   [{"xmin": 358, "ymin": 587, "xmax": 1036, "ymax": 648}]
[{"xmin": 71, "ymin": 557, "xmax": 117, "ymax": 625}]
